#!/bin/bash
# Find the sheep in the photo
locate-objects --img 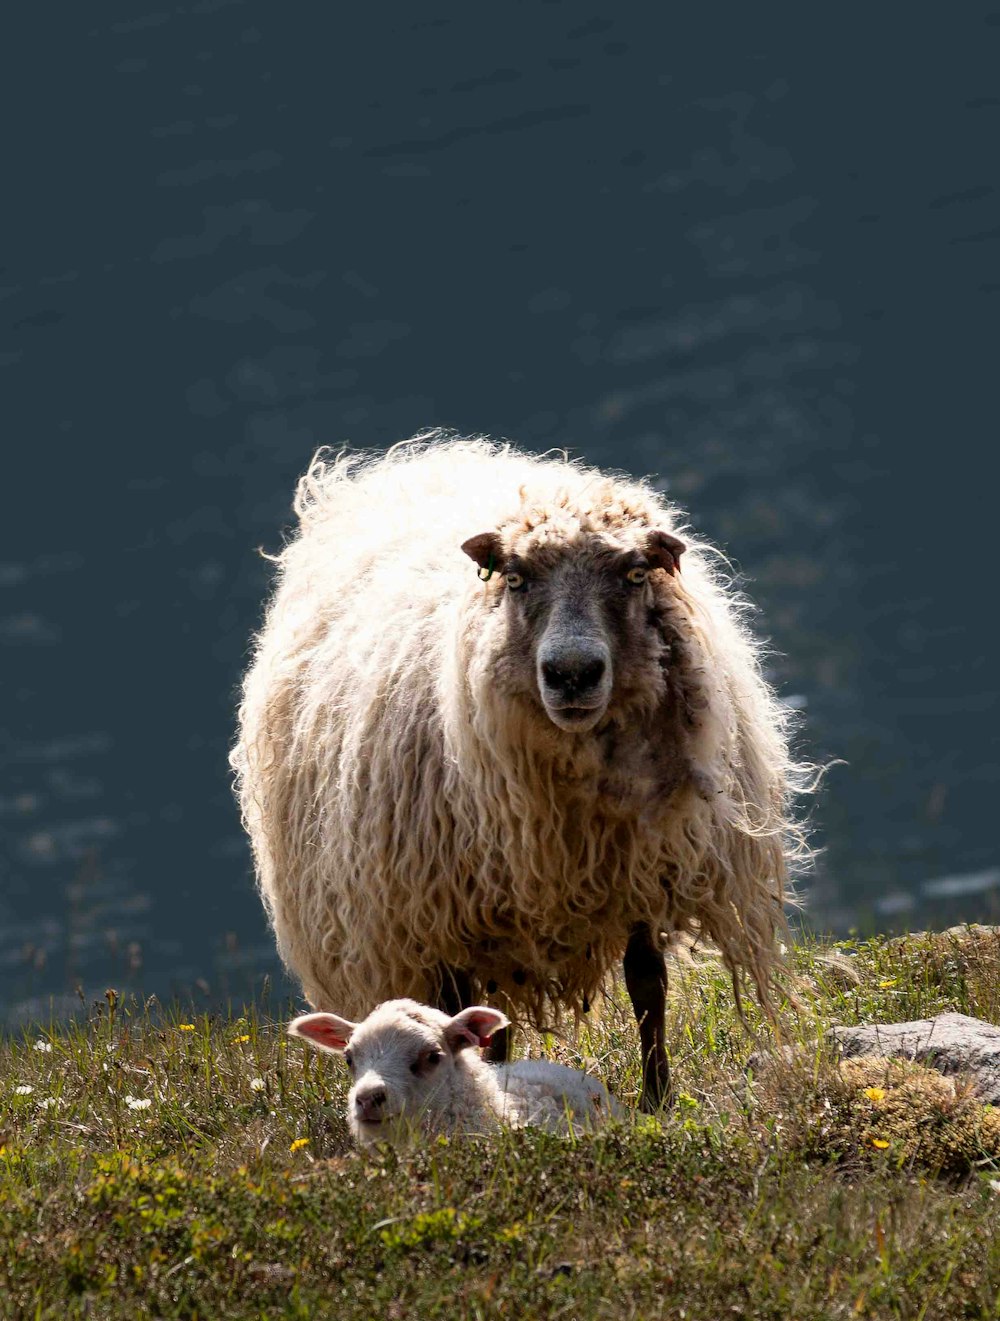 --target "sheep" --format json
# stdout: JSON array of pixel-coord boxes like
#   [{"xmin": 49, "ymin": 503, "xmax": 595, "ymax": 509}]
[
  {"xmin": 288, "ymin": 998, "xmax": 626, "ymax": 1146},
  {"xmin": 232, "ymin": 433, "xmax": 810, "ymax": 1111}
]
